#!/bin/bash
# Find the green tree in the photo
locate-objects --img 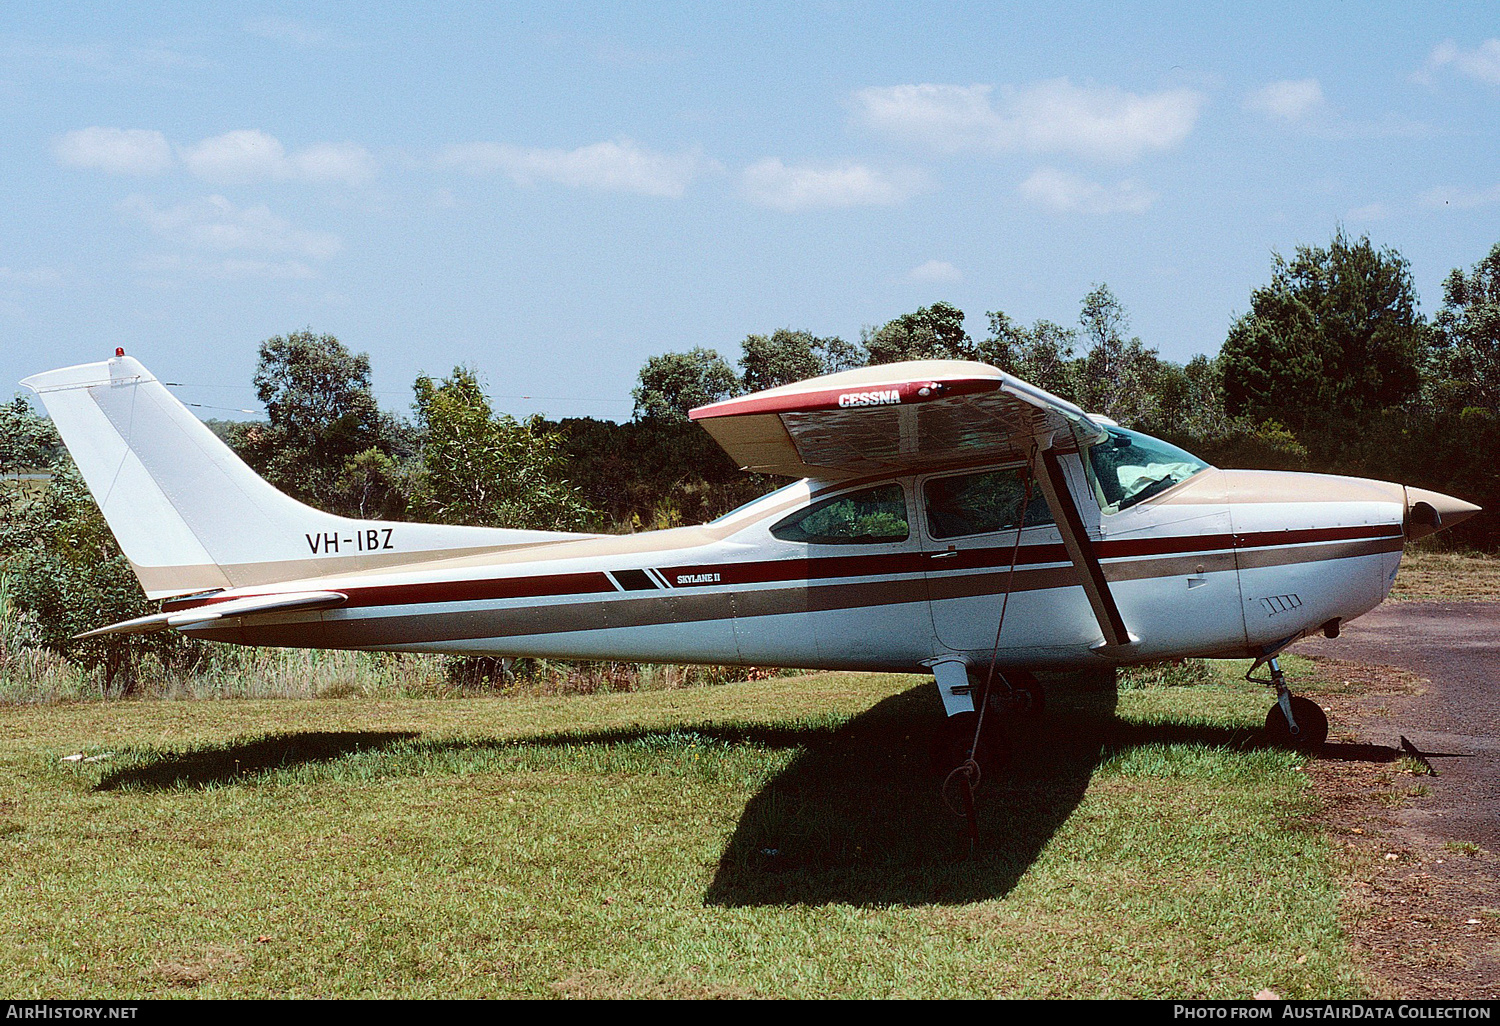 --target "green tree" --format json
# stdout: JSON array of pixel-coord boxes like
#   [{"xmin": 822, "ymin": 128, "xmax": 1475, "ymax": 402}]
[
  {"xmin": 1, "ymin": 397, "xmax": 185, "ymax": 696},
  {"xmin": 1072, "ymin": 284, "xmax": 1164, "ymax": 427},
  {"xmin": 0, "ymin": 395, "xmax": 61, "ymax": 474},
  {"xmin": 237, "ymin": 330, "xmax": 396, "ymax": 515},
  {"xmin": 980, "ymin": 311, "xmax": 1078, "ymax": 400},
  {"xmin": 631, "ymin": 348, "xmax": 741, "ymax": 422},
  {"xmin": 555, "ymin": 416, "xmax": 769, "ymax": 530},
  {"xmin": 1431, "ymin": 242, "xmax": 1500, "ymax": 415},
  {"xmin": 1221, "ymin": 230, "xmax": 1426, "ymax": 430},
  {"xmin": 739, "ymin": 329, "xmax": 859, "ymax": 392},
  {"xmin": 413, "ymin": 367, "xmax": 593, "ymax": 531},
  {"xmin": 861, "ymin": 301, "xmax": 978, "ymax": 365},
  {"xmin": 1178, "ymin": 354, "xmax": 1234, "ymax": 437},
  {"xmin": 335, "ymin": 447, "xmax": 415, "ymax": 521}
]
